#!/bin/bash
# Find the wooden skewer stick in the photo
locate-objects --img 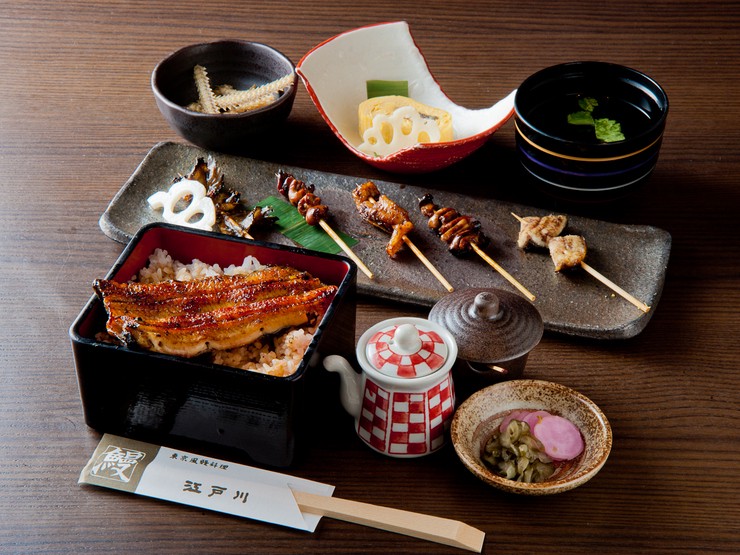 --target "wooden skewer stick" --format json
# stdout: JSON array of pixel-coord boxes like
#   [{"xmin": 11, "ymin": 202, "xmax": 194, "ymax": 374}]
[
  {"xmin": 317, "ymin": 219, "xmax": 374, "ymax": 279},
  {"xmin": 470, "ymin": 242, "xmax": 536, "ymax": 301},
  {"xmin": 402, "ymin": 235, "xmax": 454, "ymax": 292},
  {"xmin": 293, "ymin": 490, "xmax": 485, "ymax": 553},
  {"xmin": 511, "ymin": 213, "xmax": 650, "ymax": 312},
  {"xmin": 580, "ymin": 261, "xmax": 650, "ymax": 312}
]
